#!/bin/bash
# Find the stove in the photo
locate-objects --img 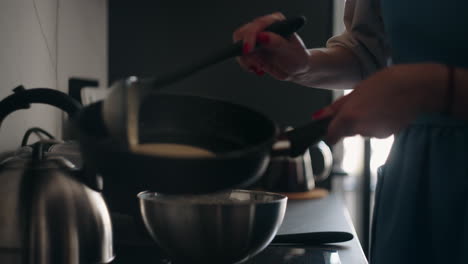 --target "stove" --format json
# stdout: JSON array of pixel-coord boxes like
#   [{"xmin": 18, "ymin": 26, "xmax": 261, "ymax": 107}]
[{"xmin": 112, "ymin": 245, "xmax": 340, "ymax": 264}]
